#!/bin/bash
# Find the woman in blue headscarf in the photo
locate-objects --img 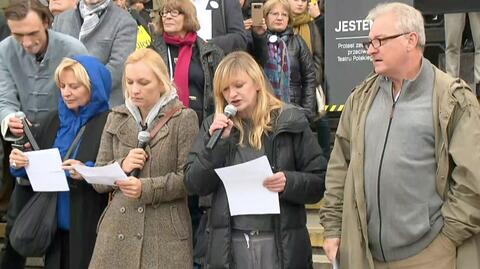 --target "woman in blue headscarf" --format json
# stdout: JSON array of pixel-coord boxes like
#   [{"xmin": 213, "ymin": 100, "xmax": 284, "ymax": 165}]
[{"xmin": 8, "ymin": 55, "xmax": 112, "ymax": 269}]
